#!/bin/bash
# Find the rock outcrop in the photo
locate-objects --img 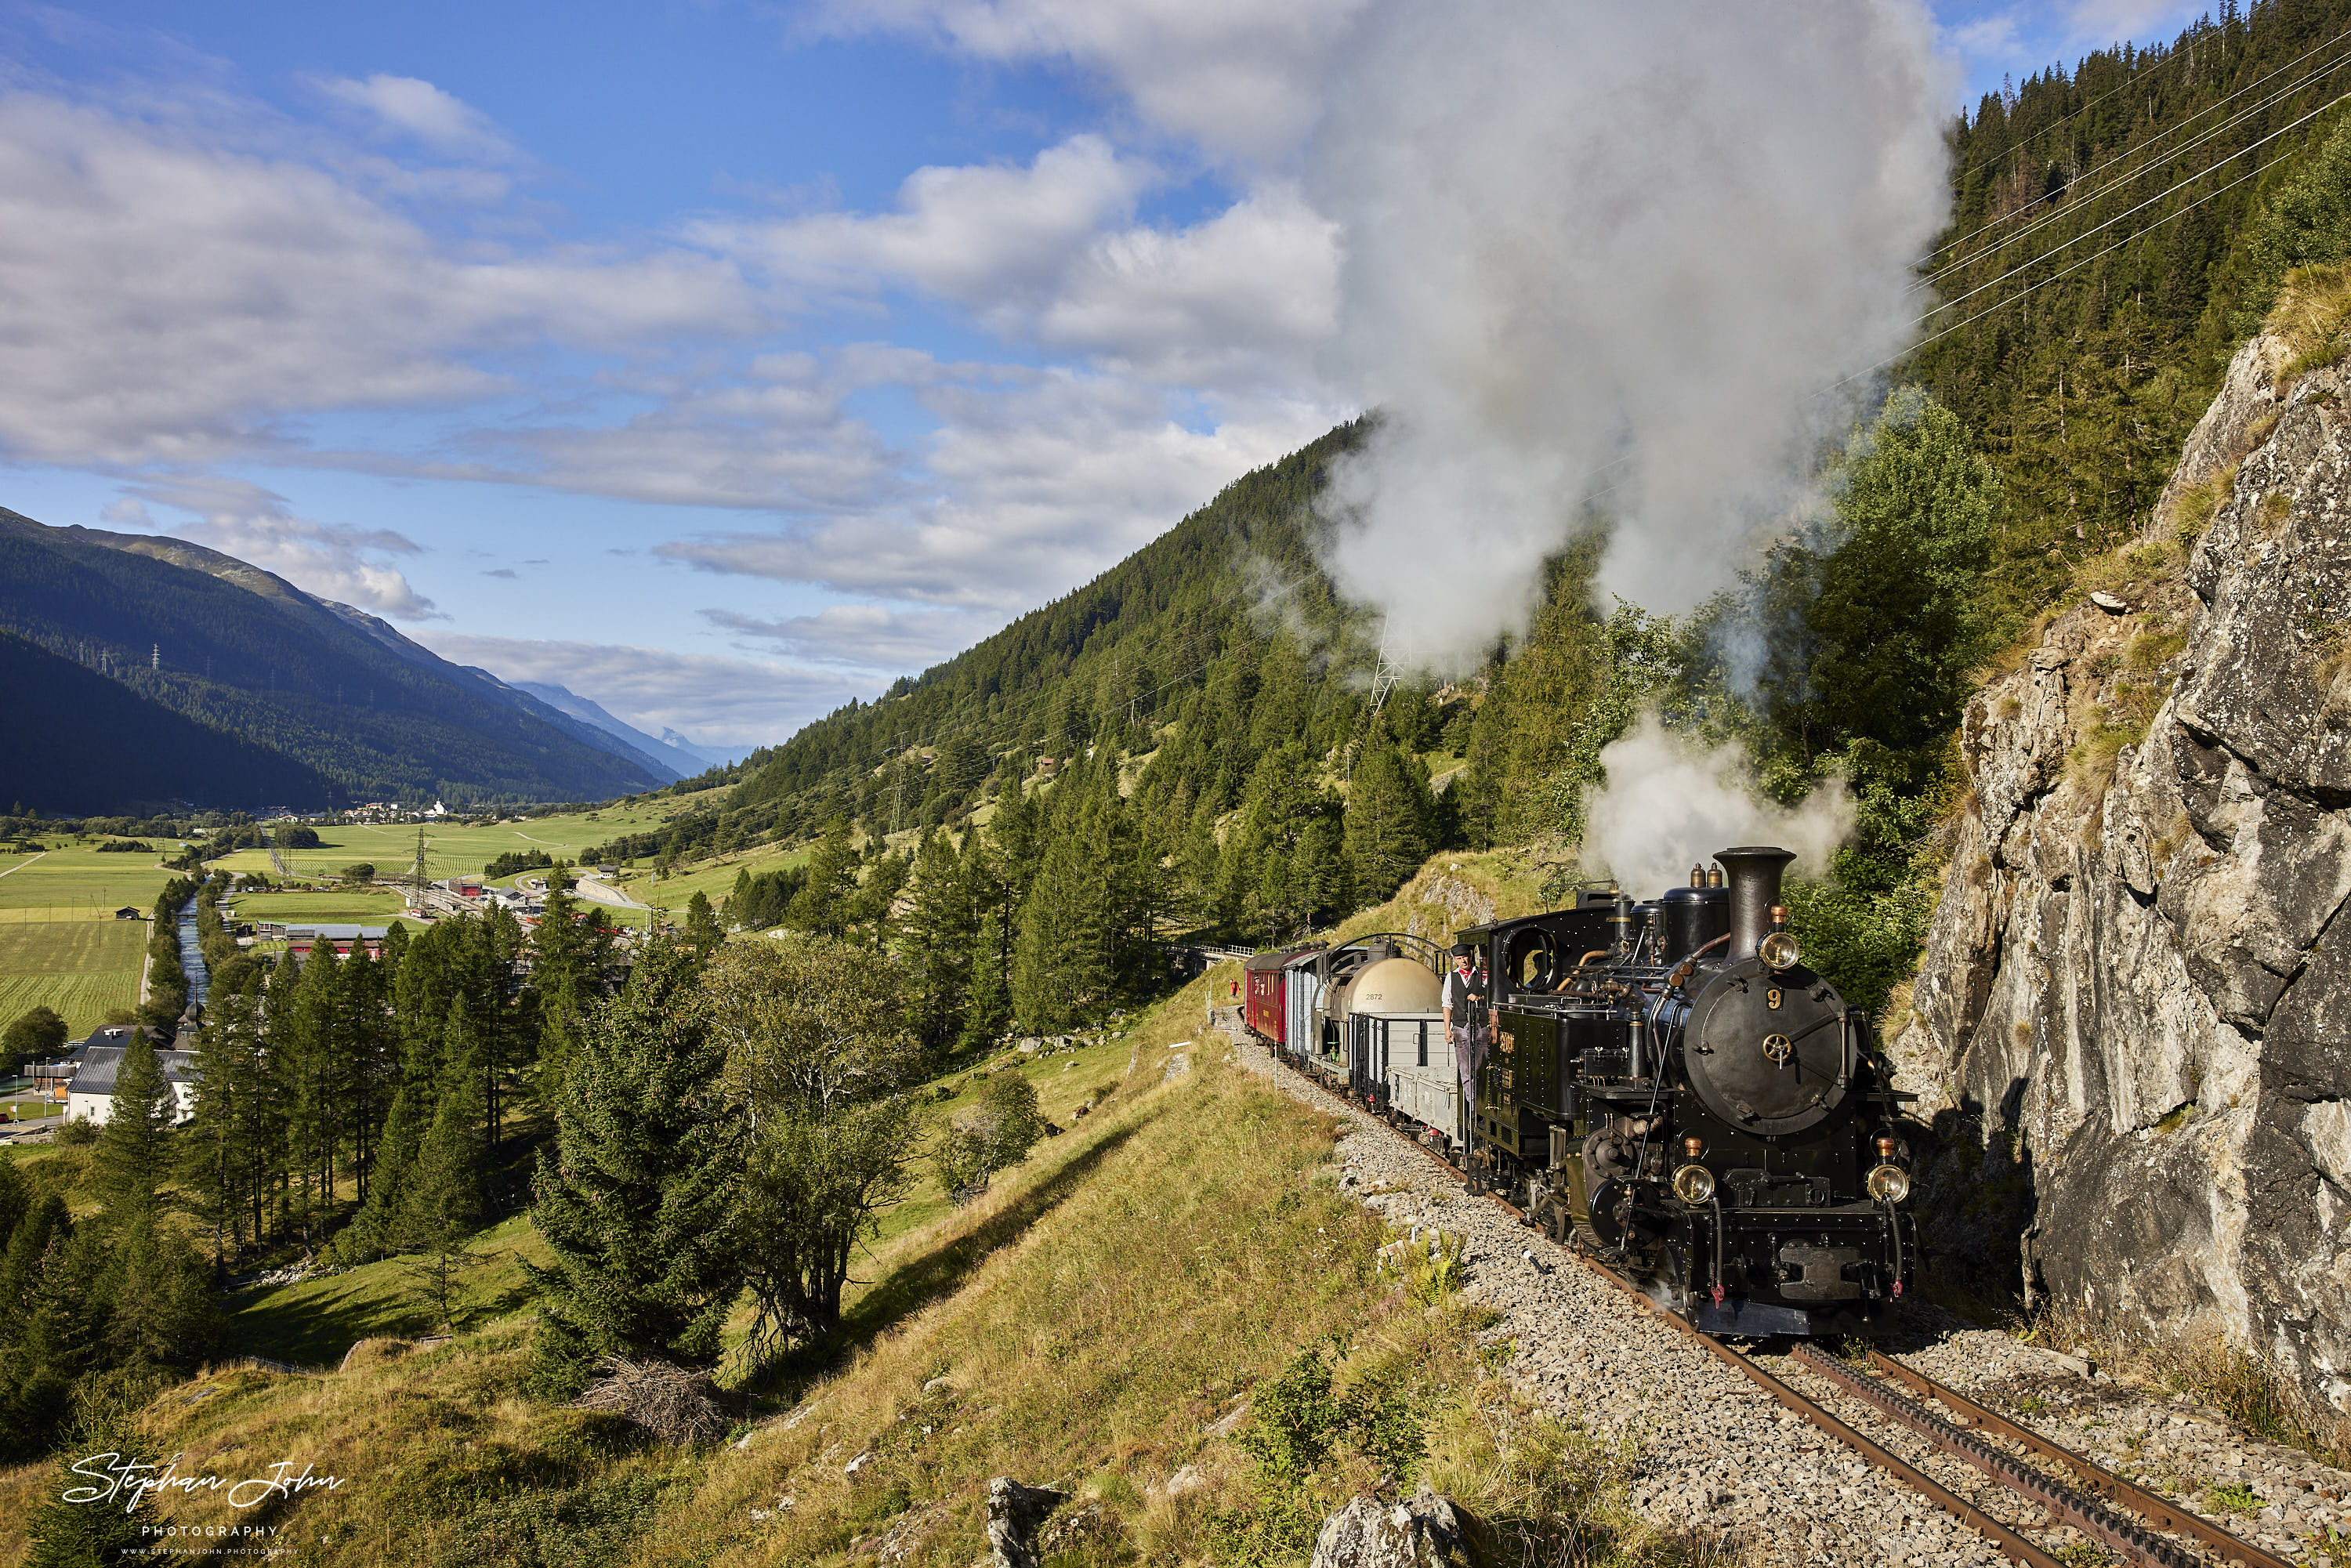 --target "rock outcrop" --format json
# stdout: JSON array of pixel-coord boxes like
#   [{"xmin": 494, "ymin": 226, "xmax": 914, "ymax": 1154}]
[
  {"xmin": 1307, "ymin": 1487, "xmax": 1470, "ymax": 1568},
  {"xmin": 982, "ymin": 1476, "xmax": 1069, "ymax": 1568},
  {"xmin": 1894, "ymin": 328, "xmax": 2351, "ymax": 1411}
]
